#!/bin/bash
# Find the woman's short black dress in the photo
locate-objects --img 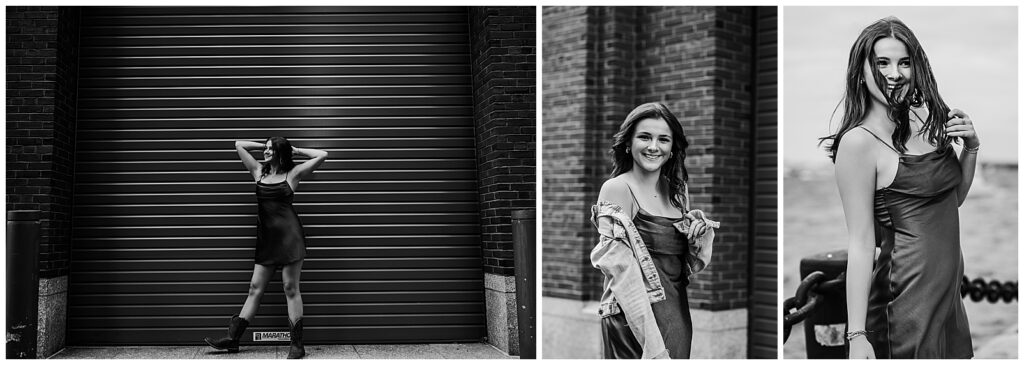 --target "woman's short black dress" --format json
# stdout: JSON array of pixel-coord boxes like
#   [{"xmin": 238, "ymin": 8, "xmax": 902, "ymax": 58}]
[
  {"xmin": 862, "ymin": 128, "xmax": 973, "ymax": 359},
  {"xmin": 254, "ymin": 177, "xmax": 306, "ymax": 266},
  {"xmin": 602, "ymin": 190, "xmax": 693, "ymax": 359}
]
